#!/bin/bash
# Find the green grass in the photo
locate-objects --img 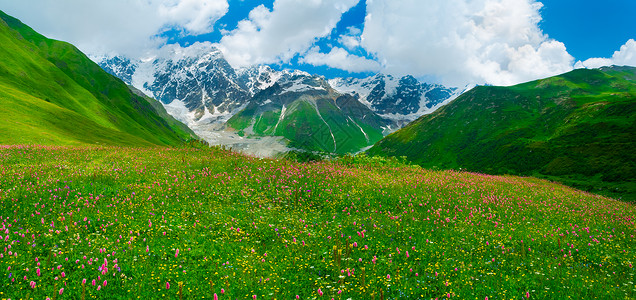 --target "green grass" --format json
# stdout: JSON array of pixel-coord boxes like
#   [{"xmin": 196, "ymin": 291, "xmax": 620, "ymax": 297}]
[
  {"xmin": 369, "ymin": 67, "xmax": 636, "ymax": 202},
  {"xmin": 228, "ymin": 96, "xmax": 385, "ymax": 155},
  {"xmin": 253, "ymin": 110, "xmax": 282, "ymax": 135},
  {"xmin": 0, "ymin": 145, "xmax": 635, "ymax": 299},
  {"xmin": 0, "ymin": 10, "xmax": 194, "ymax": 147}
]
